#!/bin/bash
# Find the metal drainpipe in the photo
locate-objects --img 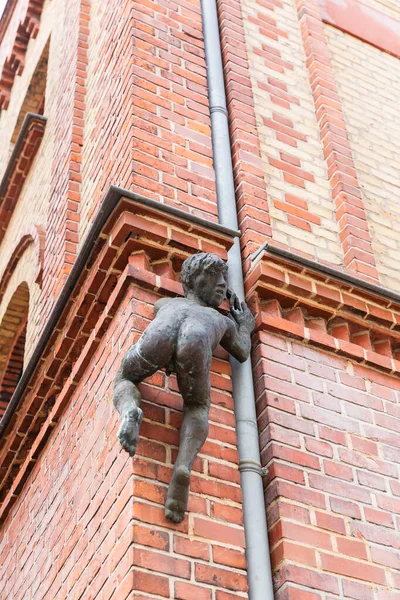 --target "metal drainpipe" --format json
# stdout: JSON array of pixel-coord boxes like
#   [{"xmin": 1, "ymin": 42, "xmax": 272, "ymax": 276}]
[{"xmin": 200, "ymin": 1, "xmax": 275, "ymax": 598}]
